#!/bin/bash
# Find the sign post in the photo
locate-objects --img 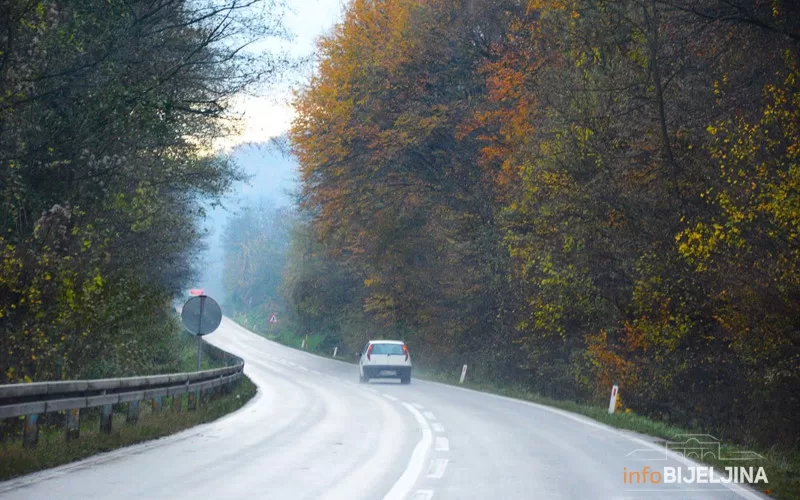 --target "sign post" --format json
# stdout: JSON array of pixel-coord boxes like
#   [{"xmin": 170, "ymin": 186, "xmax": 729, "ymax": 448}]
[
  {"xmin": 181, "ymin": 293, "xmax": 222, "ymax": 410},
  {"xmin": 269, "ymin": 313, "xmax": 278, "ymax": 337},
  {"xmin": 460, "ymin": 364, "xmax": 468, "ymax": 384}
]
